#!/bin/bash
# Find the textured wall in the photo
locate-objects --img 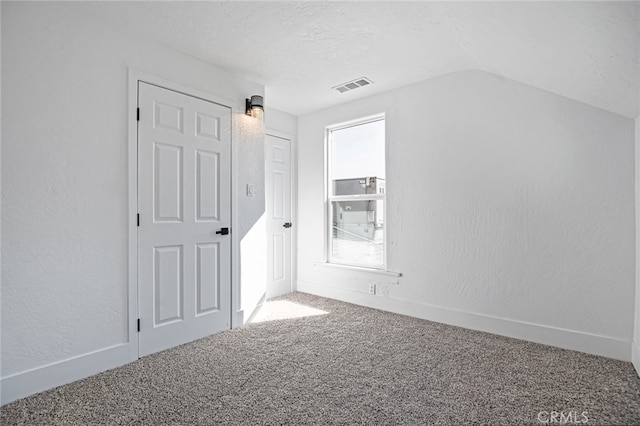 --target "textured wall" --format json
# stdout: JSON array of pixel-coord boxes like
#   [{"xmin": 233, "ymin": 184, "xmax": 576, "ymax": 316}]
[
  {"xmin": 0, "ymin": 2, "xmax": 3, "ymax": 403},
  {"xmin": 265, "ymin": 108, "xmax": 298, "ymax": 138},
  {"xmin": 298, "ymin": 70, "xmax": 635, "ymax": 349},
  {"xmin": 635, "ymin": 115, "xmax": 640, "ymax": 369},
  {"xmin": 1, "ymin": 2, "xmax": 264, "ymax": 377},
  {"xmin": 236, "ymin": 111, "xmax": 266, "ymax": 319}
]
